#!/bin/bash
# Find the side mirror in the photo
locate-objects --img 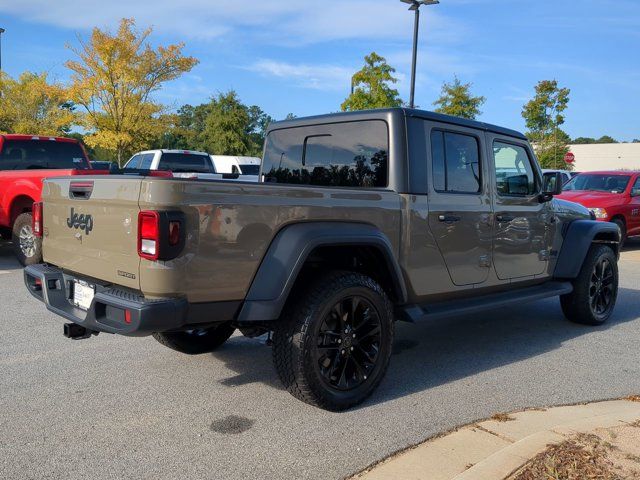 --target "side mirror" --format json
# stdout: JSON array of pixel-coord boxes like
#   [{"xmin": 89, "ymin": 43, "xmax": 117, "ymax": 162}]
[{"xmin": 540, "ymin": 172, "xmax": 563, "ymax": 202}]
